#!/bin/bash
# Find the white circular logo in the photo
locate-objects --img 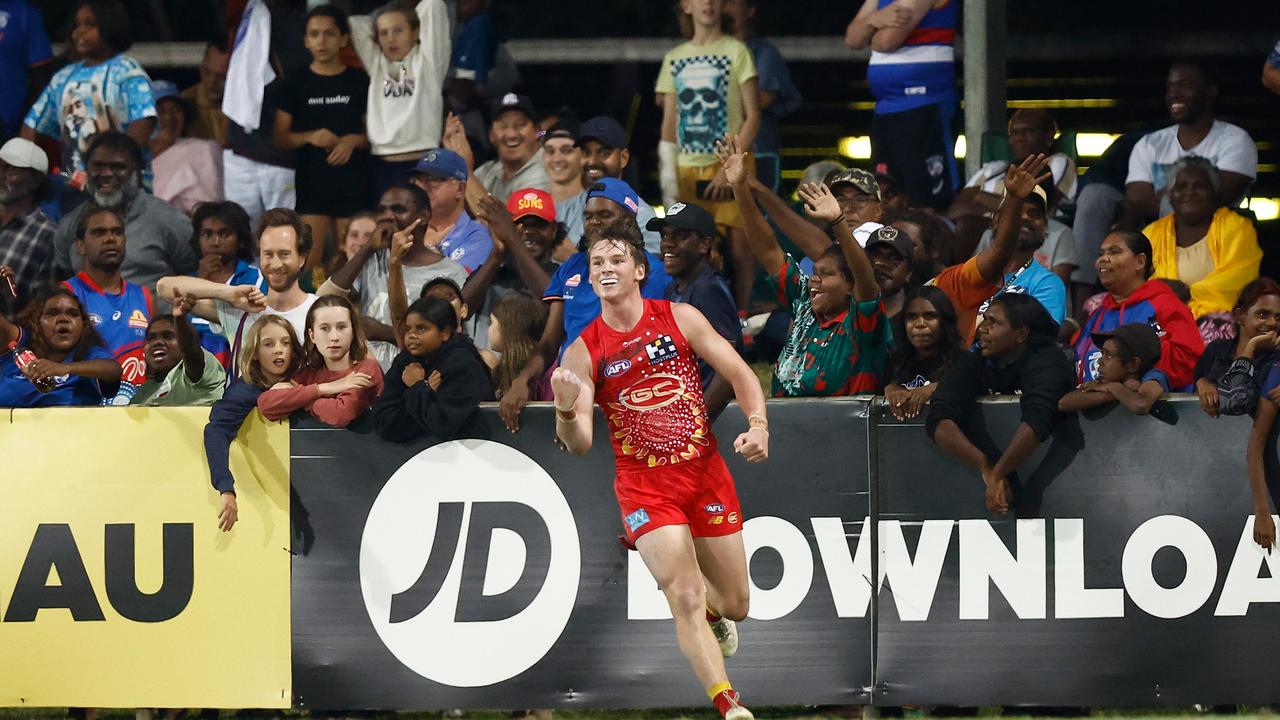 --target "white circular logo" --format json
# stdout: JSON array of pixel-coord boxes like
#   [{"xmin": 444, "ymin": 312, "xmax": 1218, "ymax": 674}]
[{"xmin": 360, "ymin": 440, "xmax": 580, "ymax": 687}]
